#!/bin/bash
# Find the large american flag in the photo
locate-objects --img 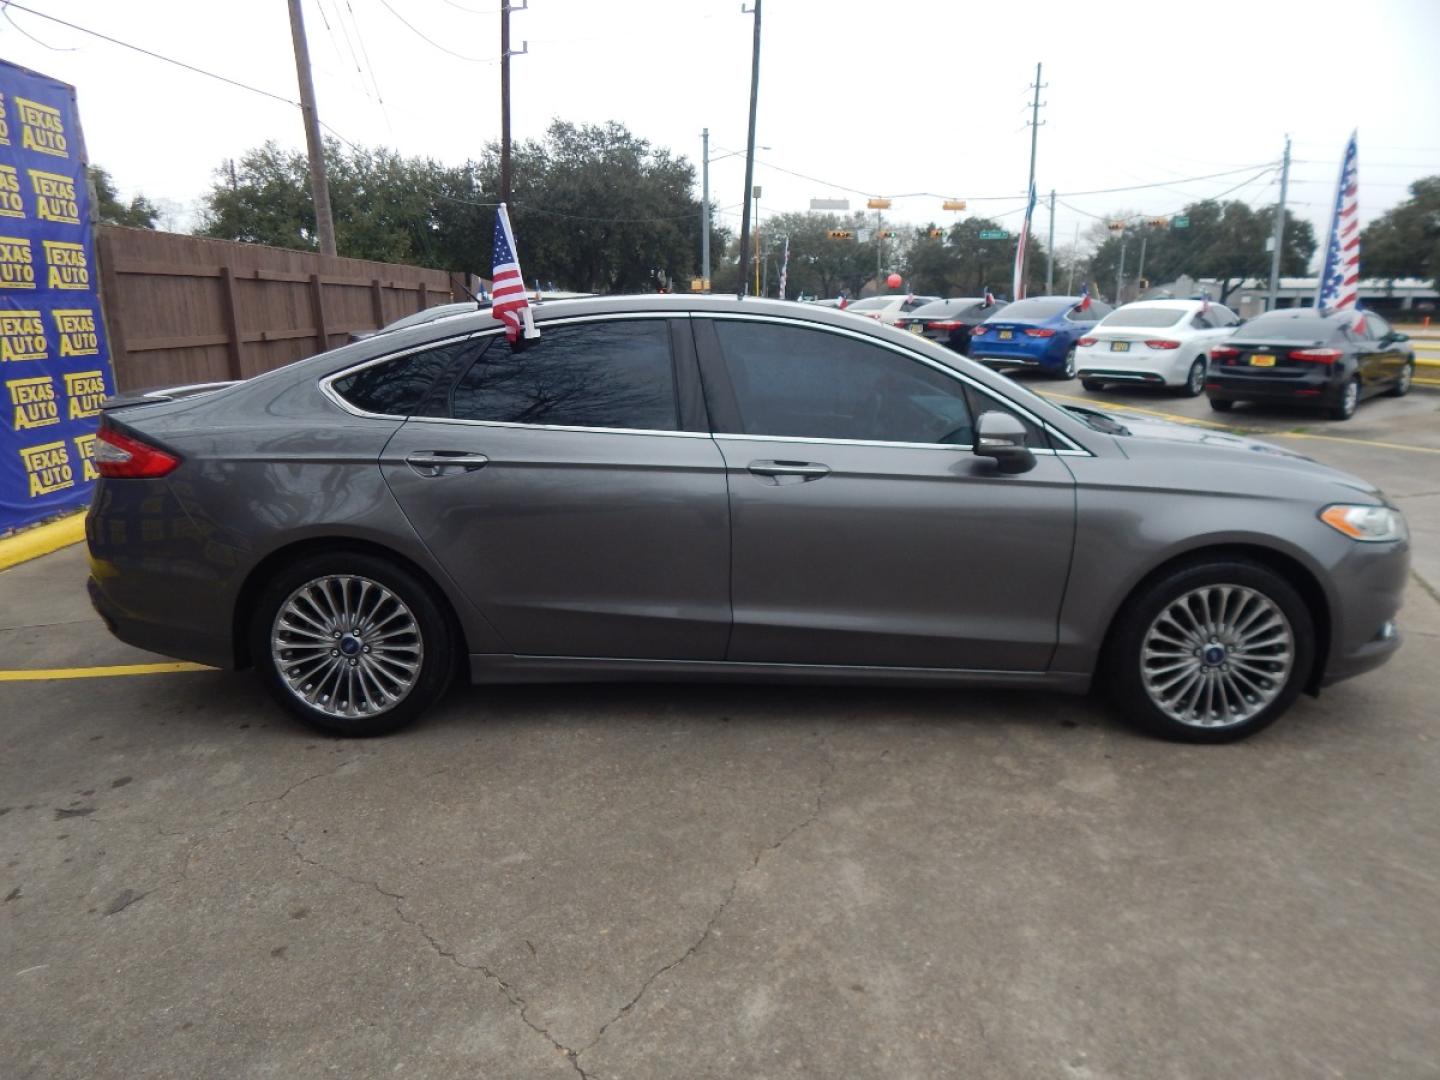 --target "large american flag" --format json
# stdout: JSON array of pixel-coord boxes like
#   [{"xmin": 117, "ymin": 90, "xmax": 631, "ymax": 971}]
[
  {"xmin": 777, "ymin": 235, "xmax": 790, "ymax": 300},
  {"xmin": 491, "ymin": 203, "xmax": 538, "ymax": 343},
  {"xmin": 1316, "ymin": 131, "xmax": 1360, "ymax": 323},
  {"xmin": 1013, "ymin": 183, "xmax": 1036, "ymax": 300}
]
